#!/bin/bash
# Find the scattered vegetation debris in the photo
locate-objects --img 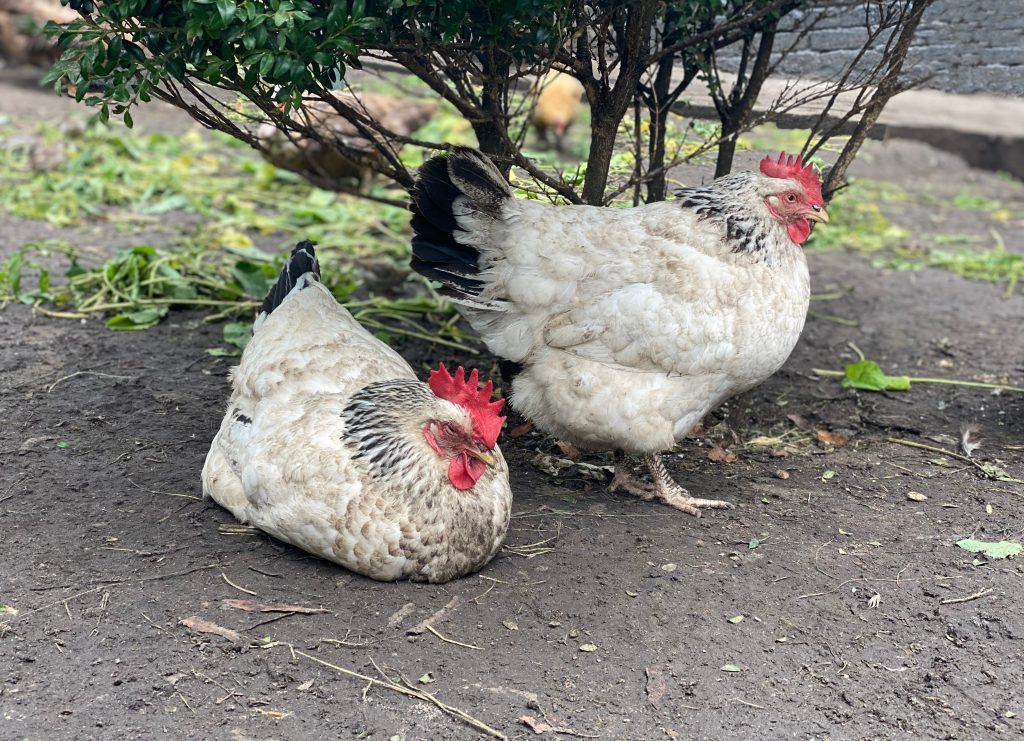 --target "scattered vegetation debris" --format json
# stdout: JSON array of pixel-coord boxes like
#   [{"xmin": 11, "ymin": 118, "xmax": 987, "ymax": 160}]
[
  {"xmin": 179, "ymin": 616, "xmax": 240, "ymax": 642},
  {"xmin": 555, "ymin": 440, "xmax": 582, "ymax": 460},
  {"xmin": 959, "ymin": 425, "xmax": 983, "ymax": 458},
  {"xmin": 502, "ymin": 620, "xmax": 519, "ymax": 631},
  {"xmin": 774, "ymin": 469, "xmax": 790, "ymax": 480},
  {"xmin": 907, "ymin": 491, "xmax": 928, "ymax": 502},
  {"xmin": 521, "ymin": 715, "xmax": 599, "ymax": 738},
  {"xmin": 727, "ymin": 615, "xmax": 744, "ymax": 624},
  {"xmin": 748, "ymin": 538, "xmax": 760, "ymax": 550},
  {"xmin": 821, "ymin": 470, "xmax": 837, "ymax": 482},
  {"xmin": 509, "ymin": 421, "xmax": 534, "ymax": 437},
  {"xmin": 956, "ymin": 539, "xmax": 1021, "ymax": 560},
  {"xmin": 0, "ymin": 605, "xmax": 17, "ymax": 616},
  {"xmin": 418, "ymin": 673, "xmax": 435, "ymax": 684},
  {"xmin": 252, "ymin": 708, "xmax": 291, "ymax": 720},
  {"xmin": 707, "ymin": 445, "xmax": 737, "ymax": 463},
  {"xmin": 816, "ymin": 429, "xmax": 848, "ymax": 446},
  {"xmin": 786, "ymin": 414, "xmax": 812, "ymax": 431},
  {"xmin": 408, "ymin": 596, "xmax": 461, "ymax": 636},
  {"xmin": 660, "ymin": 563, "xmax": 677, "ymax": 573},
  {"xmin": 222, "ymin": 599, "xmax": 329, "ymax": 615},
  {"xmin": 814, "ymin": 360, "xmax": 1024, "ymax": 393},
  {"xmin": 645, "ymin": 666, "xmax": 666, "ymax": 709},
  {"xmin": 720, "ymin": 664, "xmax": 742, "ymax": 673},
  {"xmin": 578, "ymin": 644, "xmax": 598, "ymax": 653}
]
